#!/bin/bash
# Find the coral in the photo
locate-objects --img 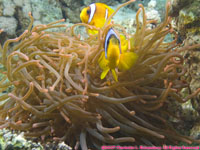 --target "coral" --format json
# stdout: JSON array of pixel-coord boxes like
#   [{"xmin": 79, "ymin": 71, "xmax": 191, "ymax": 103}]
[{"xmin": 0, "ymin": 1, "xmax": 200, "ymax": 149}]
